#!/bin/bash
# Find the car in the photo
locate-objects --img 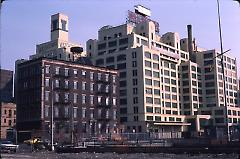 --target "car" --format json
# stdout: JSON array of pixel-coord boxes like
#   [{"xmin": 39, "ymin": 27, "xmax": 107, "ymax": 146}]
[{"xmin": 0, "ymin": 140, "xmax": 19, "ymax": 153}]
